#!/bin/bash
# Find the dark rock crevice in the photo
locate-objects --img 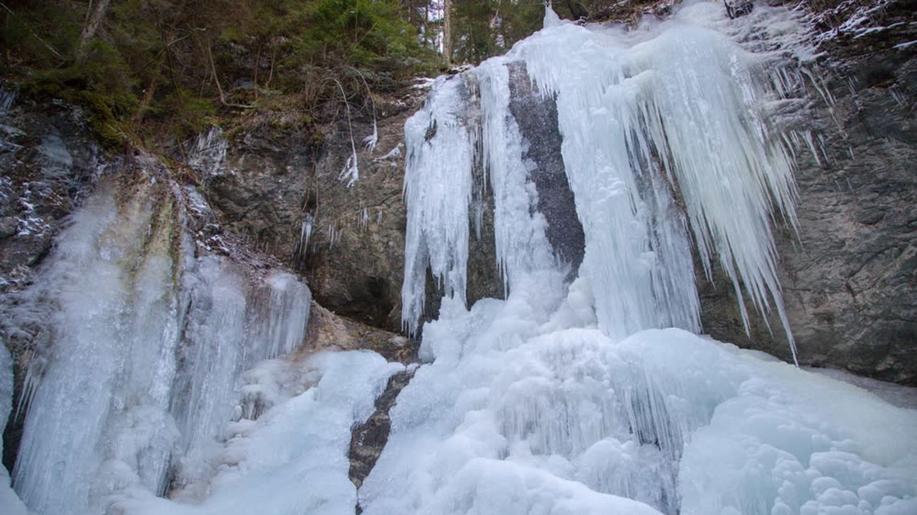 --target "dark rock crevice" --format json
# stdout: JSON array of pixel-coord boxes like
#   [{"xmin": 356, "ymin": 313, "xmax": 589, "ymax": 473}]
[
  {"xmin": 348, "ymin": 368, "xmax": 415, "ymax": 514},
  {"xmin": 506, "ymin": 62, "xmax": 586, "ymax": 273}
]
